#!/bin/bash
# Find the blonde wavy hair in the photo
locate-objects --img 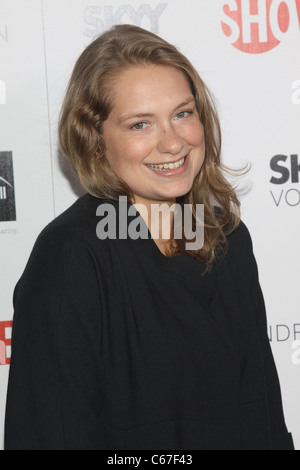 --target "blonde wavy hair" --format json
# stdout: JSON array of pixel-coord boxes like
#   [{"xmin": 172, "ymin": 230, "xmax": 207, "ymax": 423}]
[{"xmin": 59, "ymin": 24, "xmax": 242, "ymax": 269}]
